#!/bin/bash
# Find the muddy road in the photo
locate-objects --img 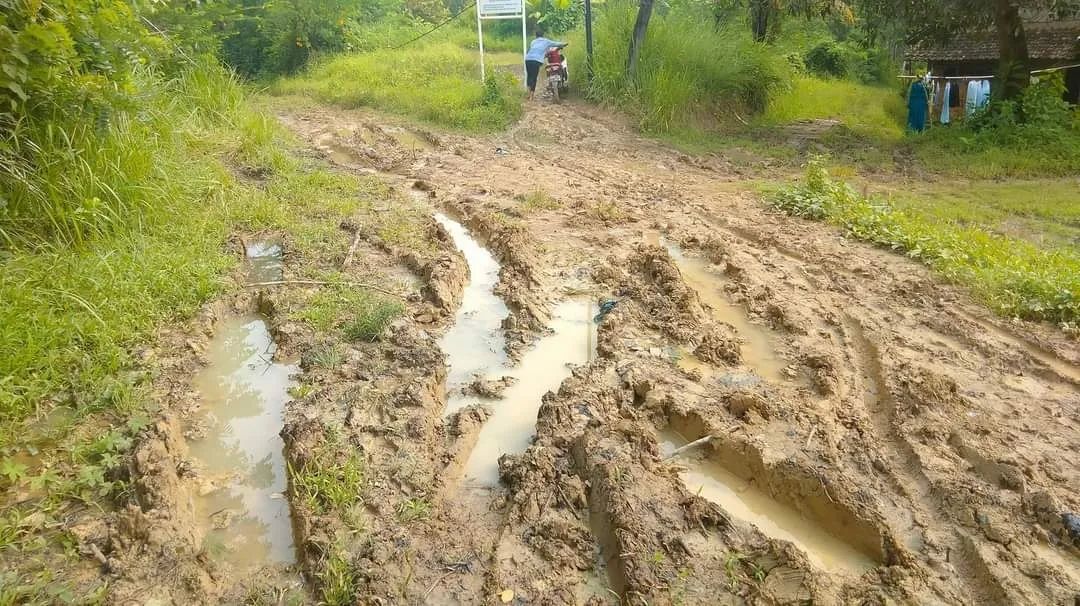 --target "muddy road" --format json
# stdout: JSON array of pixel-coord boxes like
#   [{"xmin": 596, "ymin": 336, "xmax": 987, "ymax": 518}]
[{"xmin": 108, "ymin": 100, "xmax": 1078, "ymax": 604}]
